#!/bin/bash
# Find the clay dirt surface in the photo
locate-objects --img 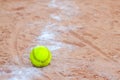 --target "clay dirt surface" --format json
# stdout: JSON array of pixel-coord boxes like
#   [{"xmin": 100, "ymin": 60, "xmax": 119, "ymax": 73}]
[{"xmin": 0, "ymin": 0, "xmax": 120, "ymax": 80}]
